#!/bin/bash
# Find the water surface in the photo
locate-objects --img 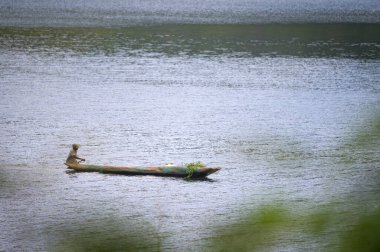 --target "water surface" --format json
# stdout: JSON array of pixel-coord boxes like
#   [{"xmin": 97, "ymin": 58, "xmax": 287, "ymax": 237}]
[
  {"xmin": 1, "ymin": 0, "xmax": 379, "ymax": 26},
  {"xmin": 1, "ymin": 20, "xmax": 380, "ymax": 252}
]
